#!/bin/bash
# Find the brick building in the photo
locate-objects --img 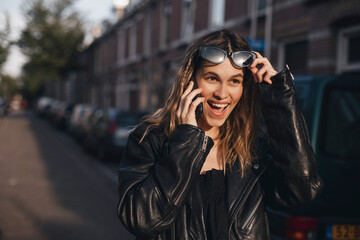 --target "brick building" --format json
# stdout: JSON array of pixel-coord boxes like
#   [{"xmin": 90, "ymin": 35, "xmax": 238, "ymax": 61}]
[{"xmin": 71, "ymin": 0, "xmax": 360, "ymax": 111}]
